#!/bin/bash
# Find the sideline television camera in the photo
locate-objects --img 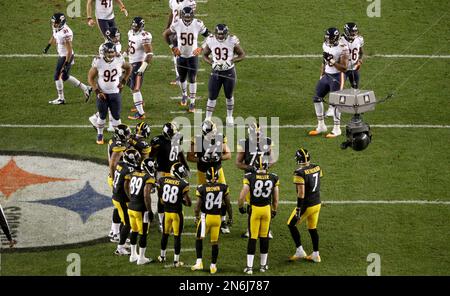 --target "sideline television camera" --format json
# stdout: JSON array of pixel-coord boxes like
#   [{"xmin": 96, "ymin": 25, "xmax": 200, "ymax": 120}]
[{"xmin": 329, "ymin": 89, "xmax": 377, "ymax": 151}]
